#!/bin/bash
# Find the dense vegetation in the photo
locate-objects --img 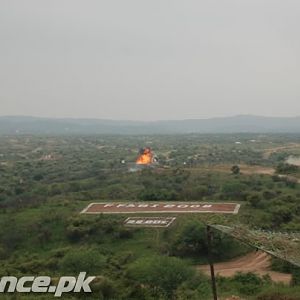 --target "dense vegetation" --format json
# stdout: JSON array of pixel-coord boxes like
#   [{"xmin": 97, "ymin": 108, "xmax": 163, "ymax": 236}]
[{"xmin": 0, "ymin": 134, "xmax": 300, "ymax": 299}]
